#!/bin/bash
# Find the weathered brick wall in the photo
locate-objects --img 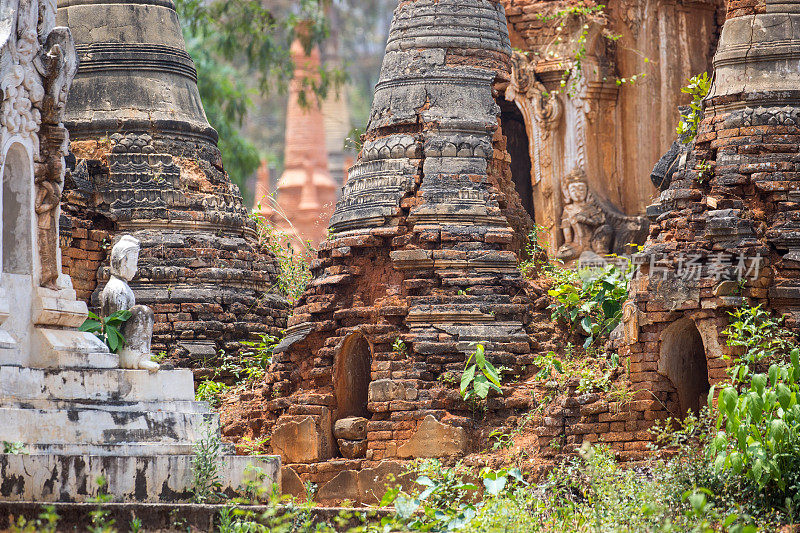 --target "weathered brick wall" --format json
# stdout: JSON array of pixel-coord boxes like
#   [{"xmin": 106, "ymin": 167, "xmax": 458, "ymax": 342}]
[
  {"xmin": 62, "ymin": 137, "xmax": 289, "ymax": 368},
  {"xmin": 727, "ymin": 0, "xmax": 766, "ymax": 18}
]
